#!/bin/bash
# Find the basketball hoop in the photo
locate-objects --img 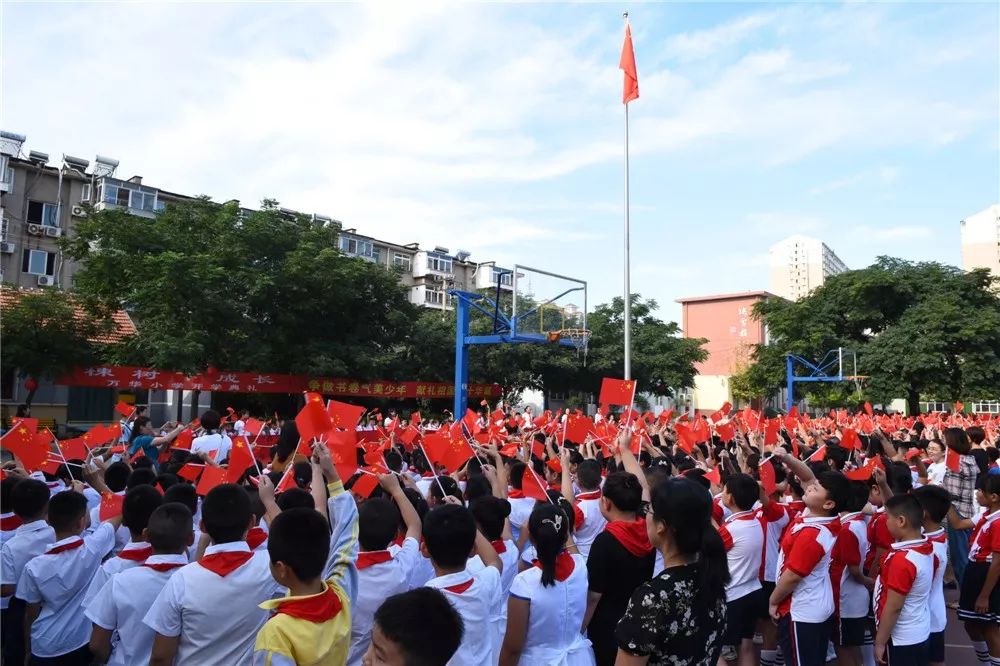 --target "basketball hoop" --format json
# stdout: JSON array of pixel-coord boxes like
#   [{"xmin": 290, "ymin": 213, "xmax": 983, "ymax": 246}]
[
  {"xmin": 551, "ymin": 328, "xmax": 591, "ymax": 360},
  {"xmin": 844, "ymin": 375, "xmax": 869, "ymax": 394}
]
